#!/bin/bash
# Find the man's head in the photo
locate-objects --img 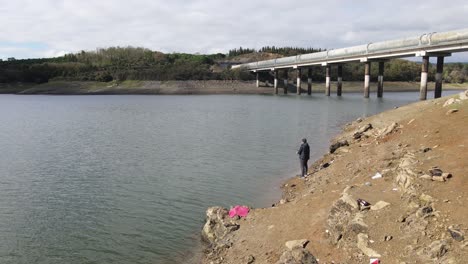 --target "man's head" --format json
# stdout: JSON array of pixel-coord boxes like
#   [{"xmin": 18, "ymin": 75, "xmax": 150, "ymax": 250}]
[{"xmin": 302, "ymin": 138, "xmax": 307, "ymax": 143}]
